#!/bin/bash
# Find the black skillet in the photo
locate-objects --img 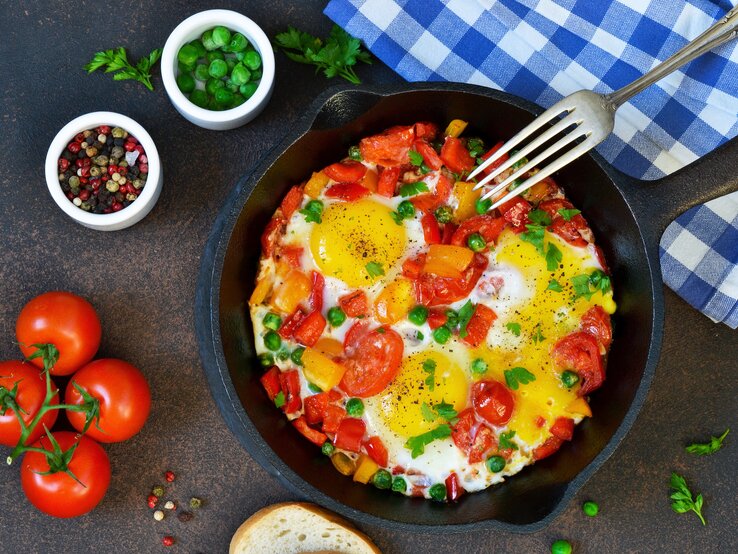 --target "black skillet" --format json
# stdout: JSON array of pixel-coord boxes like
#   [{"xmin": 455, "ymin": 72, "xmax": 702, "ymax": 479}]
[{"xmin": 194, "ymin": 82, "xmax": 737, "ymax": 533}]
